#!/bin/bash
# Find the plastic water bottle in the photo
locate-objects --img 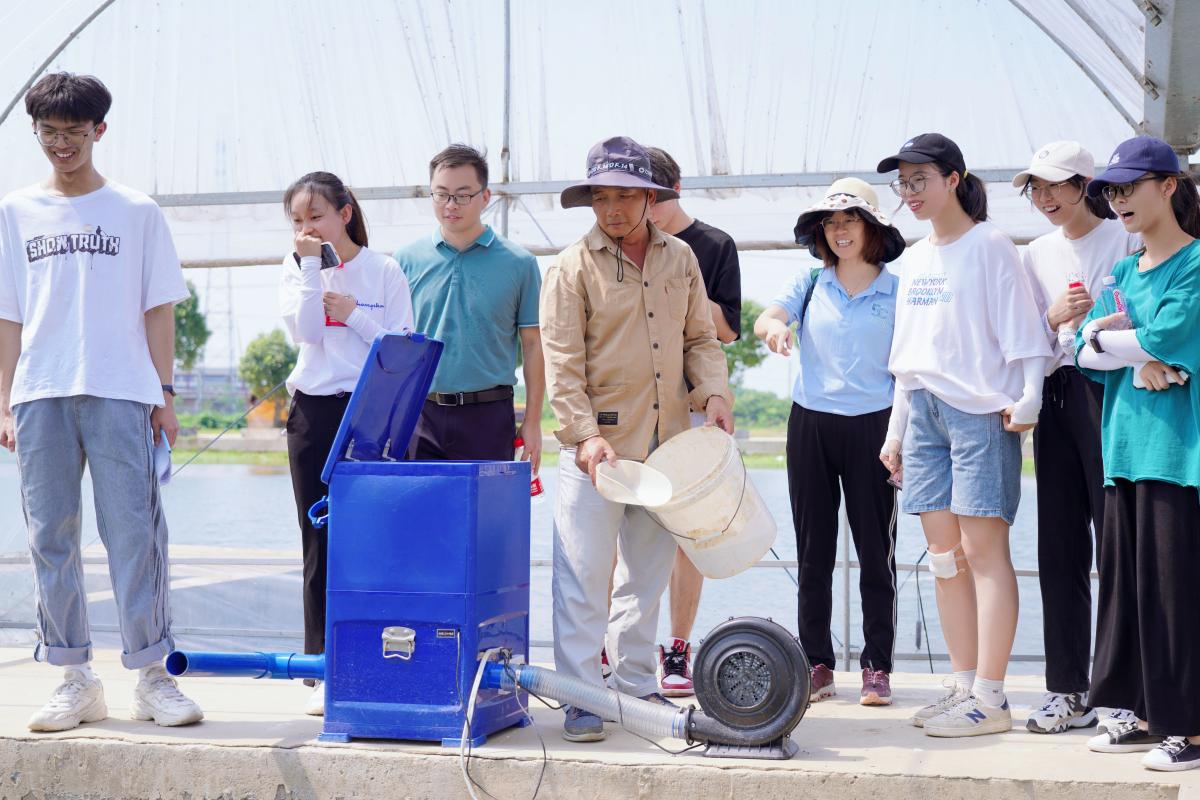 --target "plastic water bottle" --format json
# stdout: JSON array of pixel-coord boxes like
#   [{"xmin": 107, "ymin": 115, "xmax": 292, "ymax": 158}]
[
  {"xmin": 513, "ymin": 437, "xmax": 544, "ymax": 498},
  {"xmin": 1098, "ymin": 276, "xmax": 1136, "ymax": 329}
]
